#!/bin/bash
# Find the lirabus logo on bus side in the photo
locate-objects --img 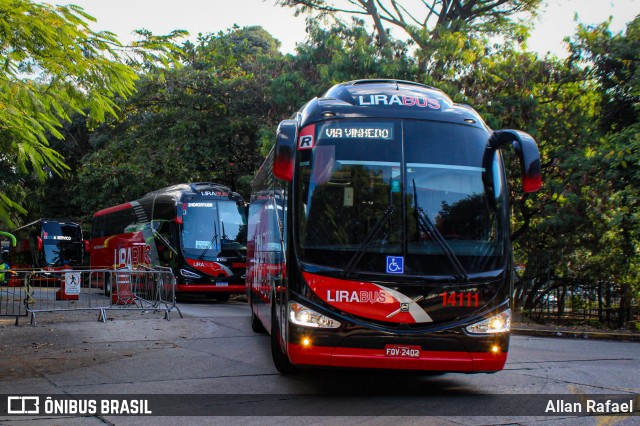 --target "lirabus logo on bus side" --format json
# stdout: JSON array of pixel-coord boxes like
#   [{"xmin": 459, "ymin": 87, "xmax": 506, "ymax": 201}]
[{"xmin": 113, "ymin": 245, "xmax": 149, "ymax": 268}]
